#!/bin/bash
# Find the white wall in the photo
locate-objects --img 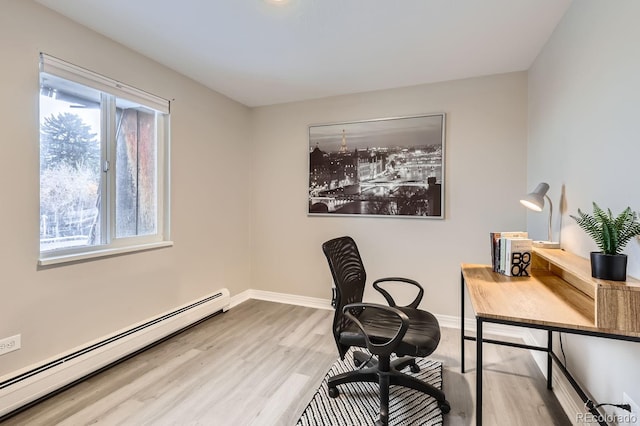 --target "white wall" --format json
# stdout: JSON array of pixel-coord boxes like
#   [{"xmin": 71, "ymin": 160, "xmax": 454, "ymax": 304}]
[
  {"xmin": 528, "ymin": 0, "xmax": 640, "ymax": 416},
  {"xmin": 250, "ymin": 72, "xmax": 528, "ymax": 316},
  {"xmin": 0, "ymin": 0, "xmax": 252, "ymax": 377}
]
